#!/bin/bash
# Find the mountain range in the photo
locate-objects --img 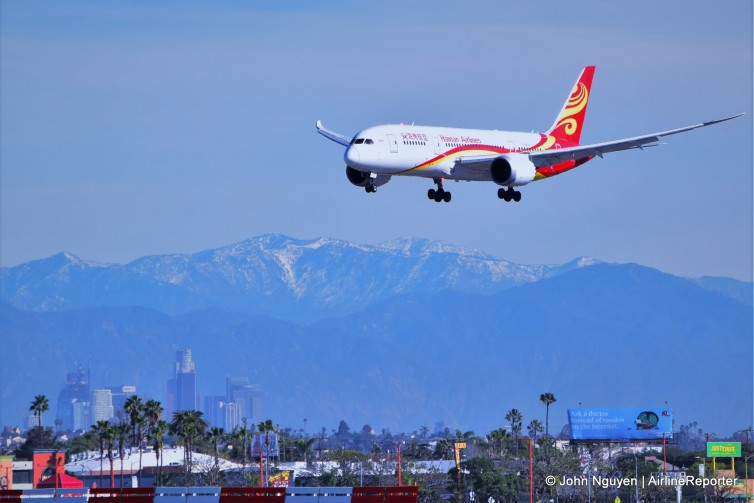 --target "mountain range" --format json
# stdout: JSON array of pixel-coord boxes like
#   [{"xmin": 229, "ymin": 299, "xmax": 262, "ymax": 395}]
[{"xmin": 1, "ymin": 235, "xmax": 751, "ymax": 436}]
